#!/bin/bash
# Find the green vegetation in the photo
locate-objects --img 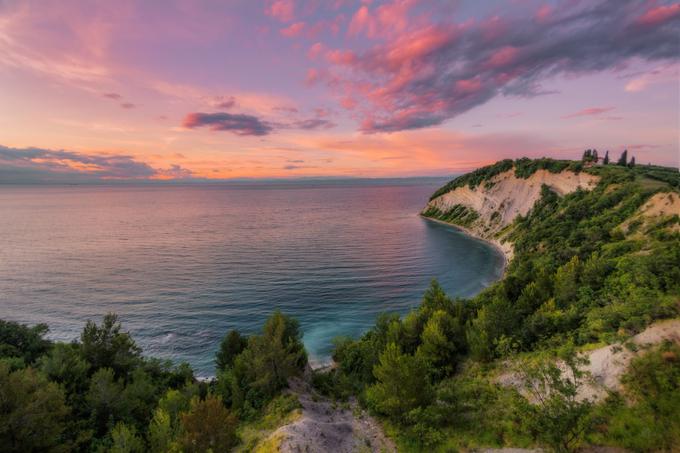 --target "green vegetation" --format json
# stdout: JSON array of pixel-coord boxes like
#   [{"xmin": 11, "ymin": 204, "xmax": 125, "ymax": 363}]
[
  {"xmin": 325, "ymin": 159, "xmax": 680, "ymax": 451},
  {"xmin": 422, "ymin": 204, "xmax": 479, "ymax": 228},
  {"xmin": 593, "ymin": 341, "xmax": 680, "ymax": 451},
  {"xmin": 0, "ymin": 311, "xmax": 306, "ymax": 452},
  {"xmin": 429, "ymin": 159, "xmax": 514, "ymax": 200},
  {"xmin": 428, "ymin": 157, "xmax": 589, "ymax": 201},
  {"xmin": 1, "ymin": 157, "xmax": 678, "ymax": 451}
]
